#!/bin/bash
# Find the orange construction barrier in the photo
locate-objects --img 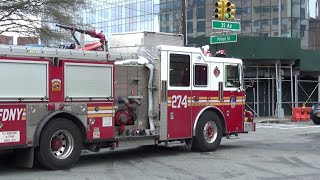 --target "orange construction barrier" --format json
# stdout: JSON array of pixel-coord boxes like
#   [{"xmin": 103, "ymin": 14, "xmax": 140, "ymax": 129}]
[{"xmin": 291, "ymin": 107, "xmax": 311, "ymax": 122}]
